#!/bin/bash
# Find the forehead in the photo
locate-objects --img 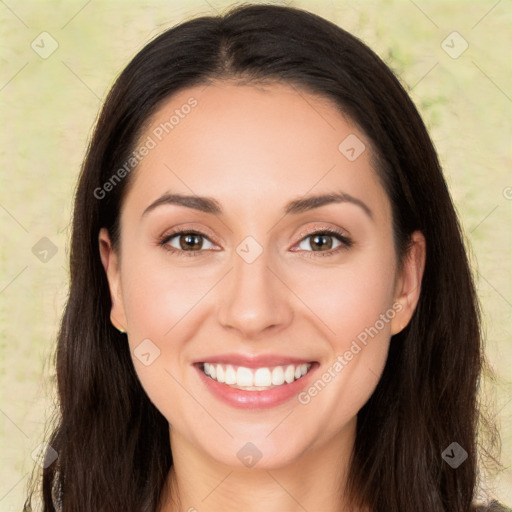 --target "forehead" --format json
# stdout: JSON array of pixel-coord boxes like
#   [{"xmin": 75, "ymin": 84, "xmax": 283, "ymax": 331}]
[{"xmin": 122, "ymin": 82, "xmax": 391, "ymax": 224}]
